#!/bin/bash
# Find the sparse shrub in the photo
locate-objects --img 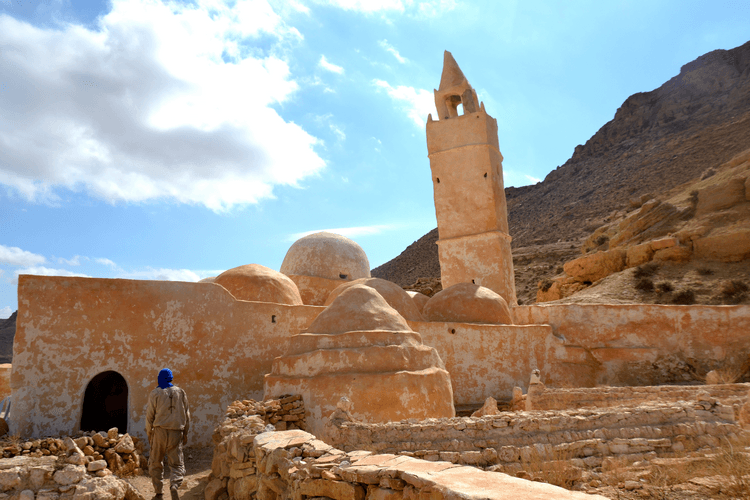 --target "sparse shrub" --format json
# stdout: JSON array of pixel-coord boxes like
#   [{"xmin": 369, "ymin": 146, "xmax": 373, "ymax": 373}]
[
  {"xmin": 697, "ymin": 267, "xmax": 714, "ymax": 276},
  {"xmin": 721, "ymin": 280, "xmax": 749, "ymax": 304},
  {"xmin": 722, "ymin": 280, "xmax": 749, "ymax": 297},
  {"xmin": 688, "ymin": 190, "xmax": 699, "ymax": 209},
  {"xmin": 633, "ymin": 262, "xmax": 659, "ymax": 279},
  {"xmin": 635, "ymin": 278, "xmax": 654, "ymax": 292},
  {"xmin": 707, "ymin": 438, "xmax": 750, "ymax": 497},
  {"xmin": 520, "ymin": 449, "xmax": 582, "ymax": 490},
  {"xmin": 656, "ymin": 282, "xmax": 674, "ymax": 294},
  {"xmin": 672, "ymin": 288, "xmax": 696, "ymax": 305},
  {"xmin": 700, "ymin": 167, "xmax": 717, "ymax": 180},
  {"xmin": 594, "ymin": 234, "xmax": 609, "ymax": 246},
  {"xmin": 539, "ymin": 279, "xmax": 554, "ymax": 293}
]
